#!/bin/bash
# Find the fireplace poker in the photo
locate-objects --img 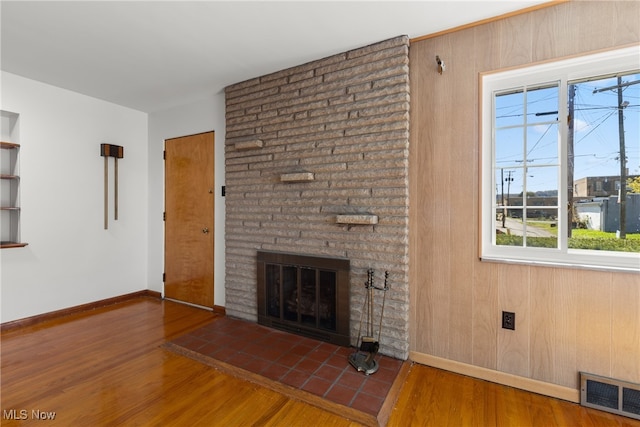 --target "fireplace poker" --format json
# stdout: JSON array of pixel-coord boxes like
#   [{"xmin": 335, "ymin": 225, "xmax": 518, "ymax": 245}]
[{"xmin": 349, "ymin": 269, "xmax": 389, "ymax": 375}]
